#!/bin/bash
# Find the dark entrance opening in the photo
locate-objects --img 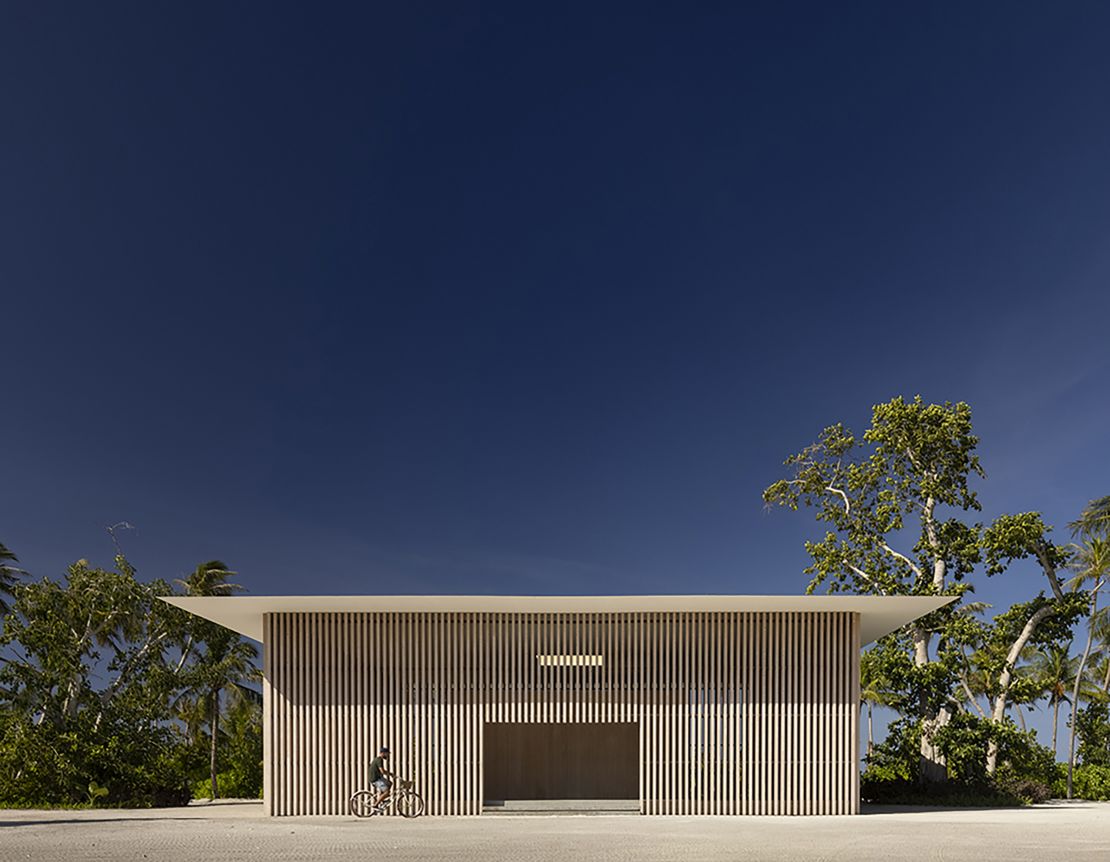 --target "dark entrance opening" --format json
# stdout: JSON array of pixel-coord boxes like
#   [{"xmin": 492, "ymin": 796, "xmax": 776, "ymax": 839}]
[{"xmin": 483, "ymin": 722, "xmax": 639, "ymax": 803}]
